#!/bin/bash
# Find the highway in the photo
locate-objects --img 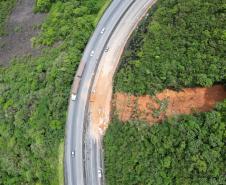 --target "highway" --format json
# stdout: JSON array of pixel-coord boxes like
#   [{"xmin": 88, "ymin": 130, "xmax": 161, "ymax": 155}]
[{"xmin": 64, "ymin": 0, "xmax": 156, "ymax": 185}]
